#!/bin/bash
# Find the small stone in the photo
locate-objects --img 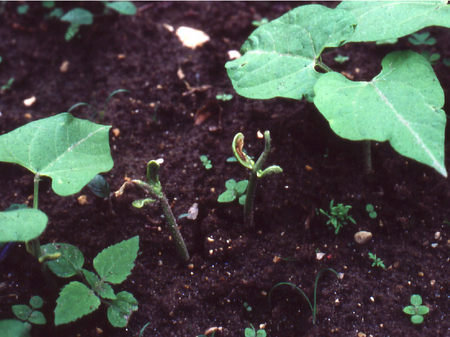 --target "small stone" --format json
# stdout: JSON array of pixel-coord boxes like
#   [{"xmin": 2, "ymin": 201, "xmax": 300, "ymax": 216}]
[
  {"xmin": 273, "ymin": 255, "xmax": 281, "ymax": 263},
  {"xmin": 434, "ymin": 231, "xmax": 441, "ymax": 240},
  {"xmin": 228, "ymin": 50, "xmax": 241, "ymax": 59},
  {"xmin": 23, "ymin": 96, "xmax": 36, "ymax": 107},
  {"xmin": 354, "ymin": 231, "xmax": 373, "ymax": 244},
  {"xmin": 112, "ymin": 128, "xmax": 120, "ymax": 137},
  {"xmin": 175, "ymin": 26, "xmax": 210, "ymax": 49},
  {"xmin": 316, "ymin": 252, "xmax": 325, "ymax": 260},
  {"xmin": 60, "ymin": 60, "xmax": 69, "ymax": 73},
  {"xmin": 117, "ymin": 54, "xmax": 126, "ymax": 60},
  {"xmin": 77, "ymin": 195, "xmax": 88, "ymax": 205}
]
